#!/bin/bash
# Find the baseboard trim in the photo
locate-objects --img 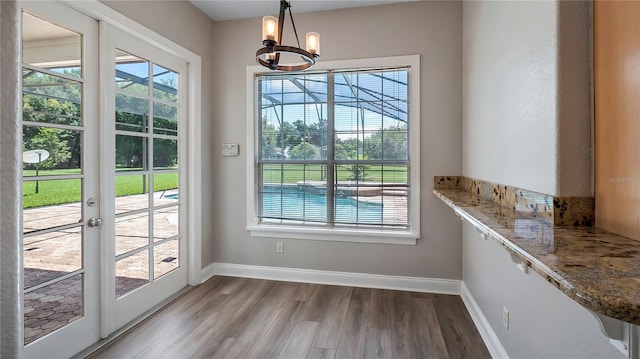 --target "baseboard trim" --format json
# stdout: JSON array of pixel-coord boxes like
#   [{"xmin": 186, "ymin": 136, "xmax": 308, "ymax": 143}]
[
  {"xmin": 207, "ymin": 262, "xmax": 461, "ymax": 294},
  {"xmin": 461, "ymin": 282, "xmax": 509, "ymax": 359},
  {"xmin": 200, "ymin": 262, "xmax": 216, "ymax": 284}
]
